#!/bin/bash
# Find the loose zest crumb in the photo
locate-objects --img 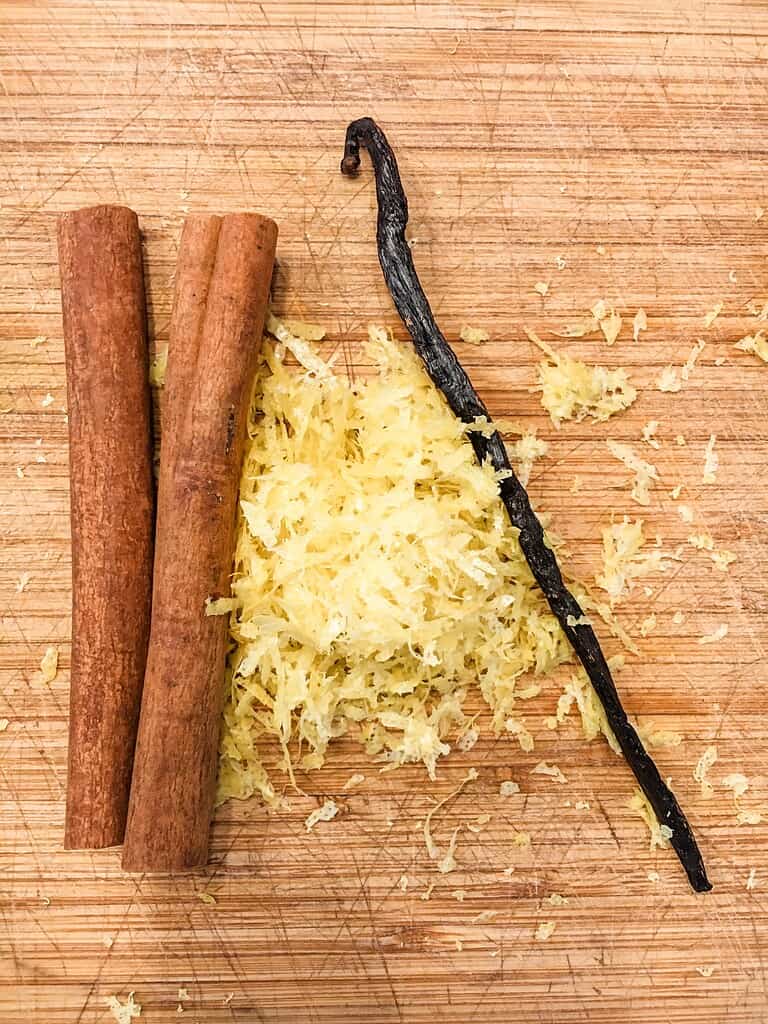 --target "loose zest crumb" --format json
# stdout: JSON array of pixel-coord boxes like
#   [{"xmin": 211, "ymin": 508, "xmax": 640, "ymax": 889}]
[
  {"xmin": 33, "ymin": 646, "xmax": 58, "ymax": 685},
  {"xmin": 698, "ymin": 624, "xmax": 728, "ymax": 645},
  {"xmin": 633, "ymin": 309, "xmax": 647, "ymax": 342},
  {"xmin": 305, "ymin": 800, "xmax": 339, "ymax": 832},
  {"xmin": 734, "ymin": 331, "xmax": 768, "ymax": 362},
  {"xmin": 639, "ymin": 614, "xmax": 657, "ymax": 637},
  {"xmin": 641, "ymin": 420, "xmax": 660, "ymax": 449},
  {"xmin": 599, "ymin": 309, "xmax": 622, "ymax": 346},
  {"xmin": 682, "ymin": 339, "xmax": 706, "ymax": 380},
  {"xmin": 15, "ymin": 572, "xmax": 31, "ymax": 593},
  {"xmin": 530, "ymin": 332, "xmax": 637, "ymax": 426},
  {"xmin": 694, "ymin": 746, "xmax": 717, "ymax": 799},
  {"xmin": 423, "ymin": 768, "xmax": 478, "ymax": 869},
  {"xmin": 657, "ymin": 366, "xmax": 681, "ymax": 392},
  {"xmin": 535, "ymin": 921, "xmax": 556, "ymax": 941},
  {"xmin": 647, "ymin": 870, "xmax": 660, "ymax": 883},
  {"xmin": 204, "ymin": 596, "xmax": 238, "ymax": 616},
  {"xmin": 460, "ymin": 325, "xmax": 490, "ymax": 345},
  {"xmin": 149, "ymin": 348, "xmax": 168, "ymax": 386},
  {"xmin": 629, "ymin": 788, "xmax": 673, "ymax": 850},
  {"xmin": 106, "ymin": 993, "xmax": 142, "ymax": 1023},
  {"xmin": 596, "ymin": 517, "xmax": 671, "ymax": 604},
  {"xmin": 534, "ymin": 281, "xmax": 550, "ymax": 297},
  {"xmin": 605, "ymin": 441, "xmax": 659, "ymax": 506},
  {"xmin": 545, "ymin": 893, "xmax": 569, "ymax": 906},
  {"xmin": 702, "ymin": 435, "xmax": 719, "ymax": 484},
  {"xmin": 499, "ymin": 780, "xmax": 520, "ymax": 797},
  {"xmin": 531, "ymin": 761, "xmax": 568, "ymax": 784},
  {"xmin": 197, "ymin": 891, "xmax": 216, "ymax": 906},
  {"xmin": 343, "ymin": 773, "xmax": 365, "ymax": 790},
  {"xmin": 704, "ymin": 303, "xmax": 723, "ymax": 328},
  {"xmin": 746, "ymin": 868, "xmax": 758, "ymax": 890},
  {"xmin": 696, "ymin": 965, "xmax": 716, "ymax": 978}
]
